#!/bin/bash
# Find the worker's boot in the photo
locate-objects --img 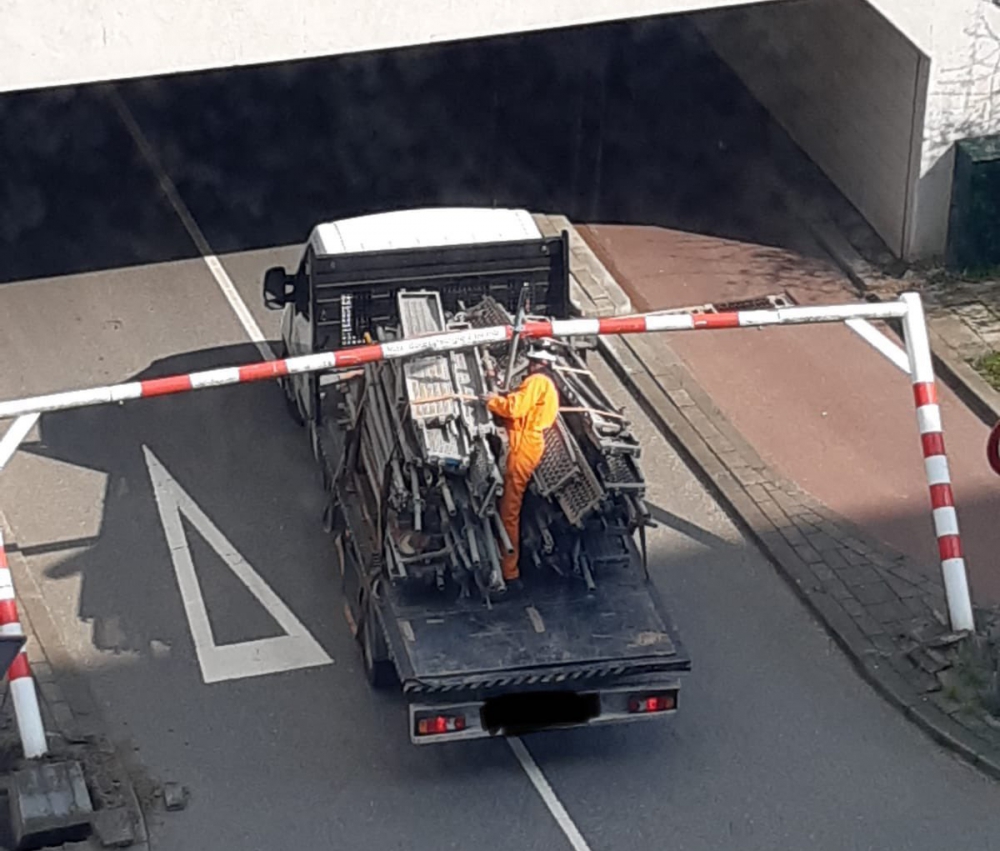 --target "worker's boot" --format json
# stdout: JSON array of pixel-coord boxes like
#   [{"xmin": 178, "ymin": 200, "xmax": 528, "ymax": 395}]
[{"xmin": 496, "ymin": 577, "xmax": 524, "ymax": 598}]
